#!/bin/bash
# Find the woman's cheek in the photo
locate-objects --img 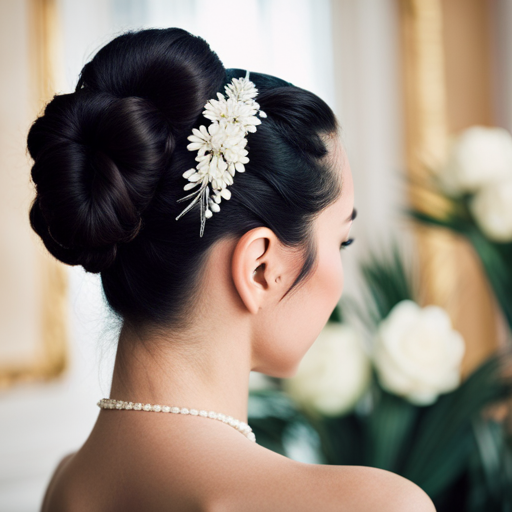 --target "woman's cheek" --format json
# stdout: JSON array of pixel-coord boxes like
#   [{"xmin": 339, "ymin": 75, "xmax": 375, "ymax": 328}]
[
  {"xmin": 336, "ymin": 257, "xmax": 344, "ymax": 300},
  {"xmin": 324, "ymin": 247, "xmax": 344, "ymax": 303},
  {"xmin": 311, "ymin": 246, "xmax": 344, "ymax": 318}
]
